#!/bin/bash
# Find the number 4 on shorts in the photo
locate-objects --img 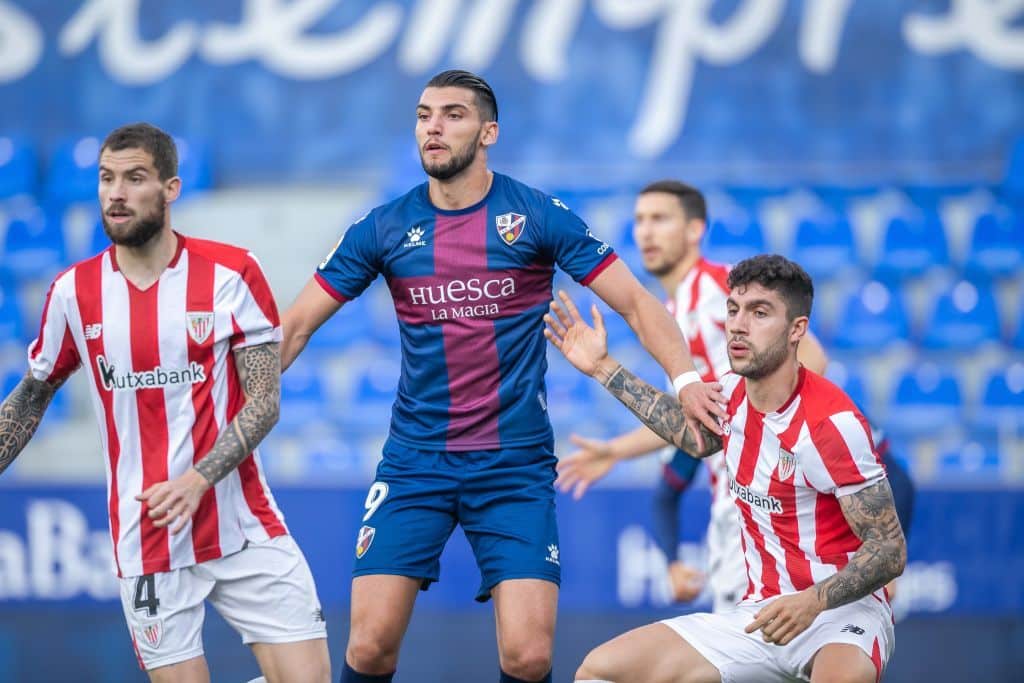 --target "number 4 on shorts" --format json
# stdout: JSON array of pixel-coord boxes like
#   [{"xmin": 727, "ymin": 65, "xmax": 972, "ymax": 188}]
[{"xmin": 133, "ymin": 574, "xmax": 160, "ymax": 617}]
